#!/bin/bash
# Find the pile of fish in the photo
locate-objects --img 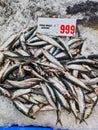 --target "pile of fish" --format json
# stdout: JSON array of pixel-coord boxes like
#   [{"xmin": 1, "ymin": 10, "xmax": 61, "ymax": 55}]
[{"xmin": 0, "ymin": 26, "xmax": 98, "ymax": 125}]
